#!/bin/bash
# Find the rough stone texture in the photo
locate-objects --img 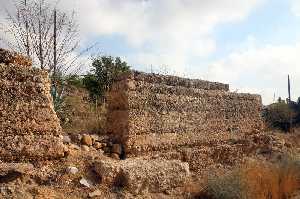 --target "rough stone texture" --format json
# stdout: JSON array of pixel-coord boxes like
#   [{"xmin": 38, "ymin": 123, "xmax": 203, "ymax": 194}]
[
  {"xmin": 0, "ymin": 48, "xmax": 32, "ymax": 68},
  {"xmin": 115, "ymin": 70, "xmax": 230, "ymax": 91},
  {"xmin": 94, "ymin": 158, "xmax": 190, "ymax": 194},
  {"xmin": 0, "ymin": 163, "xmax": 34, "ymax": 183},
  {"xmin": 0, "ymin": 49, "xmax": 64, "ymax": 162},
  {"xmin": 0, "ymin": 163, "xmax": 34, "ymax": 176},
  {"xmin": 106, "ymin": 70, "xmax": 264, "ymax": 172}
]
